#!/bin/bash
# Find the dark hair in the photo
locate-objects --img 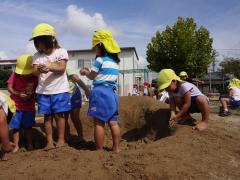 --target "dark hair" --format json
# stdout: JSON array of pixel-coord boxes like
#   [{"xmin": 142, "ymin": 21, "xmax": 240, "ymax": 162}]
[
  {"xmin": 33, "ymin": 35, "xmax": 60, "ymax": 52},
  {"xmin": 96, "ymin": 43, "xmax": 120, "ymax": 63}
]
